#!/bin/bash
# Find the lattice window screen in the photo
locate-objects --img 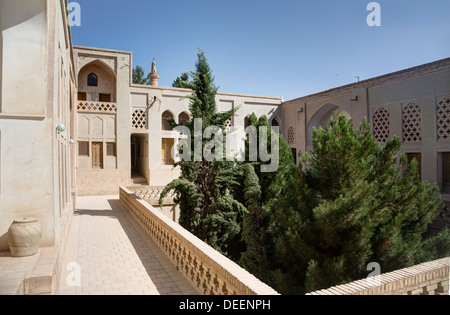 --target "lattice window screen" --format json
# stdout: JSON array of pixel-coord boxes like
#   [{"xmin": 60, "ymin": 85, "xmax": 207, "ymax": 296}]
[
  {"xmin": 288, "ymin": 127, "xmax": 295, "ymax": 145},
  {"xmin": 132, "ymin": 109, "xmax": 147, "ymax": 130},
  {"xmin": 77, "ymin": 101, "xmax": 117, "ymax": 113},
  {"xmin": 373, "ymin": 107, "xmax": 390, "ymax": 143},
  {"xmin": 402, "ymin": 102, "xmax": 421, "ymax": 143},
  {"xmin": 437, "ymin": 96, "xmax": 450, "ymax": 141}
]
